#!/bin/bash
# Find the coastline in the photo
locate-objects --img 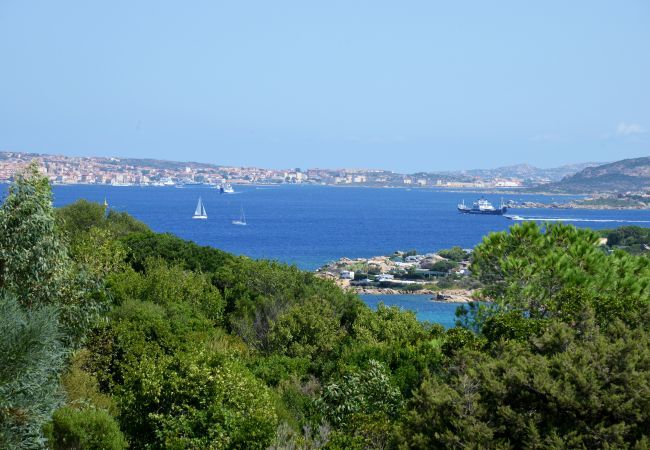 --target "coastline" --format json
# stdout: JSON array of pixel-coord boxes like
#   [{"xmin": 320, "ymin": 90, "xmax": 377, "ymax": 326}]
[
  {"xmin": 353, "ymin": 286, "xmax": 478, "ymax": 303},
  {"xmin": 510, "ymin": 201, "xmax": 649, "ymax": 210}
]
